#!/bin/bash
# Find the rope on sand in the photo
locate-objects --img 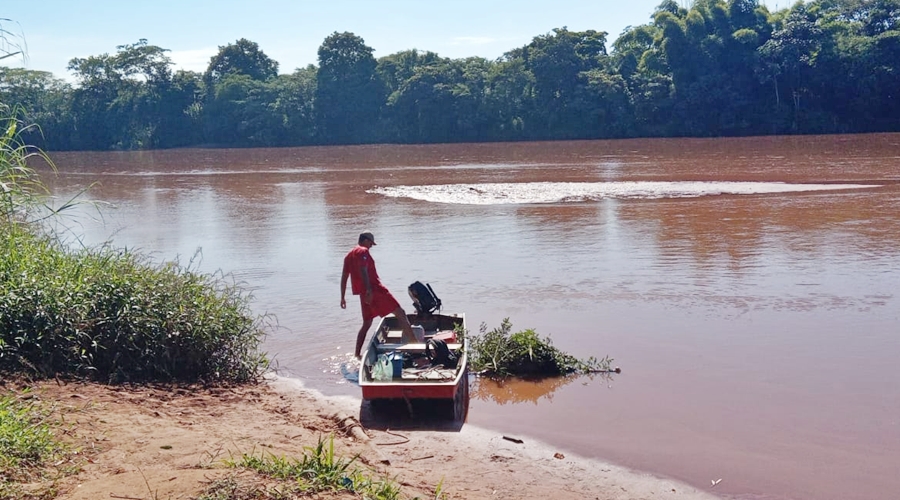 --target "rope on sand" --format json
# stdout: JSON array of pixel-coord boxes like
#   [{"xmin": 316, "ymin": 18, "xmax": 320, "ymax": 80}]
[
  {"xmin": 375, "ymin": 428, "xmax": 410, "ymax": 446},
  {"xmin": 332, "ymin": 412, "xmax": 391, "ymax": 465}
]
